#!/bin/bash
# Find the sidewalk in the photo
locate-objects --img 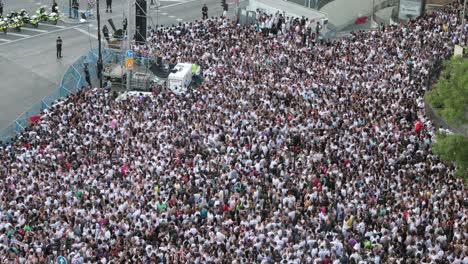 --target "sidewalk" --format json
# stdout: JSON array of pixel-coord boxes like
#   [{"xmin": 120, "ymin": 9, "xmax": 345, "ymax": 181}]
[
  {"xmin": 57, "ymin": 0, "xmax": 93, "ymax": 25},
  {"xmin": 61, "ymin": 14, "xmax": 90, "ymax": 25}
]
